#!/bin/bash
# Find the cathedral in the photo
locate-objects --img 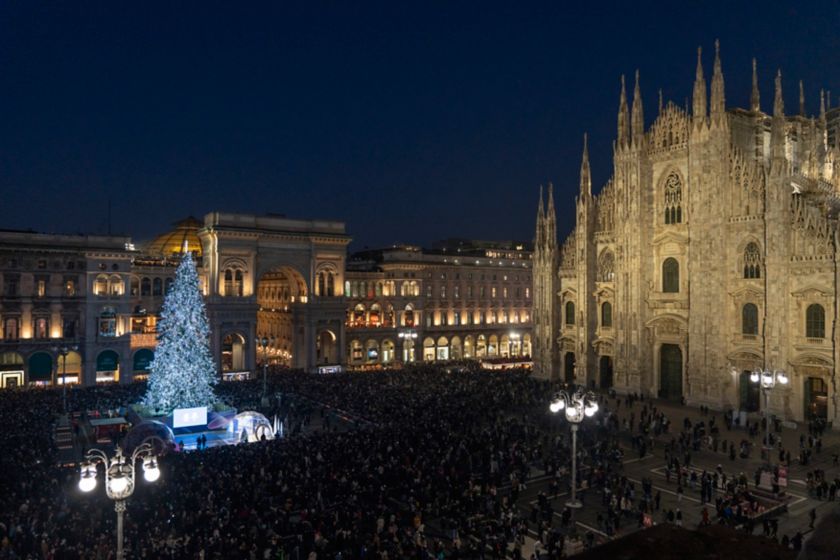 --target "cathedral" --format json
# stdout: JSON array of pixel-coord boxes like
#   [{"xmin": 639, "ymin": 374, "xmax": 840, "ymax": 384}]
[{"xmin": 533, "ymin": 42, "xmax": 840, "ymax": 426}]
